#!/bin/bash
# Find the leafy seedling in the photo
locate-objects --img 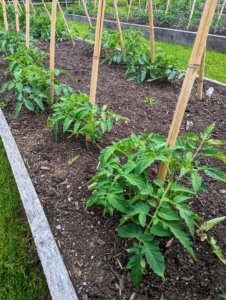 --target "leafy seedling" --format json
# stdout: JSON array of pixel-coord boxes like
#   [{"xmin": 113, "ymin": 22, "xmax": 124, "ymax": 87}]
[
  {"xmin": 140, "ymin": 97, "xmax": 157, "ymax": 105},
  {"xmin": 68, "ymin": 155, "xmax": 79, "ymax": 165}
]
